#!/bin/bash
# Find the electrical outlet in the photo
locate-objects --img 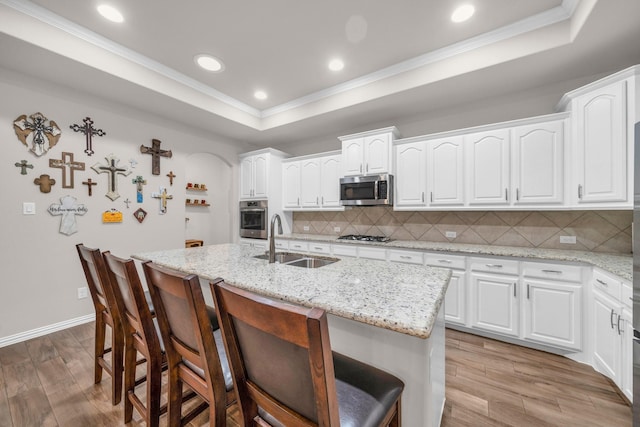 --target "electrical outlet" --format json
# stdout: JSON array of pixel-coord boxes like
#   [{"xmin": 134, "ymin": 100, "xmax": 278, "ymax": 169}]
[
  {"xmin": 23, "ymin": 202, "xmax": 35, "ymax": 215},
  {"xmin": 445, "ymin": 231, "xmax": 457, "ymax": 239},
  {"xmin": 334, "ymin": 226, "xmax": 341, "ymax": 232},
  {"xmin": 303, "ymin": 225, "xmax": 310, "ymax": 231},
  {"xmin": 77, "ymin": 287, "xmax": 88, "ymax": 299},
  {"xmin": 560, "ymin": 235, "xmax": 577, "ymax": 244}
]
